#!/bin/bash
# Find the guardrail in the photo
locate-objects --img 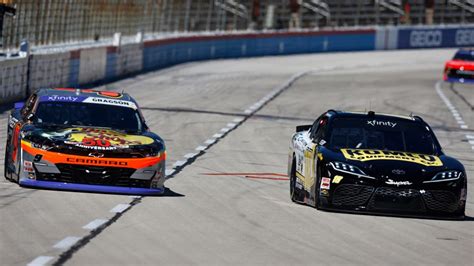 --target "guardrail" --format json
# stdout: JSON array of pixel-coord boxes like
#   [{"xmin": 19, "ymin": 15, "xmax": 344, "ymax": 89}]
[{"xmin": 1, "ymin": 25, "xmax": 473, "ymax": 106}]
